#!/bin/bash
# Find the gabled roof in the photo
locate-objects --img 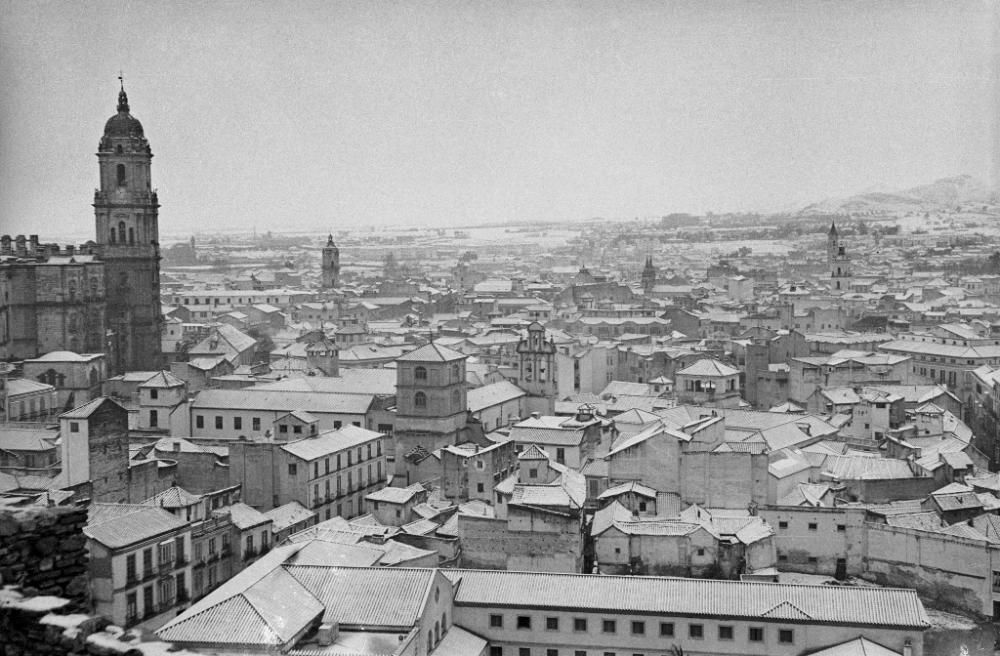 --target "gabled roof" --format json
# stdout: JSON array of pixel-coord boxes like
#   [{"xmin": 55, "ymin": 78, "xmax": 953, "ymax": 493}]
[
  {"xmin": 517, "ymin": 444, "xmax": 548, "ymax": 461},
  {"xmin": 445, "ymin": 569, "xmax": 929, "ymax": 628}
]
